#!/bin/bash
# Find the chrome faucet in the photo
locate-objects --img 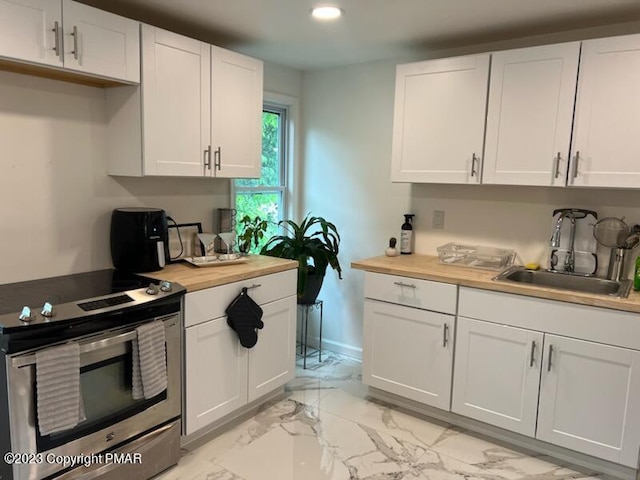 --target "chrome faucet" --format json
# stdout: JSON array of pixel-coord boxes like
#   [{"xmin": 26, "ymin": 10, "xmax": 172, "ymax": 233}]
[
  {"xmin": 550, "ymin": 215, "xmax": 563, "ymax": 248},
  {"xmin": 564, "ymin": 213, "xmax": 576, "ymax": 273}
]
